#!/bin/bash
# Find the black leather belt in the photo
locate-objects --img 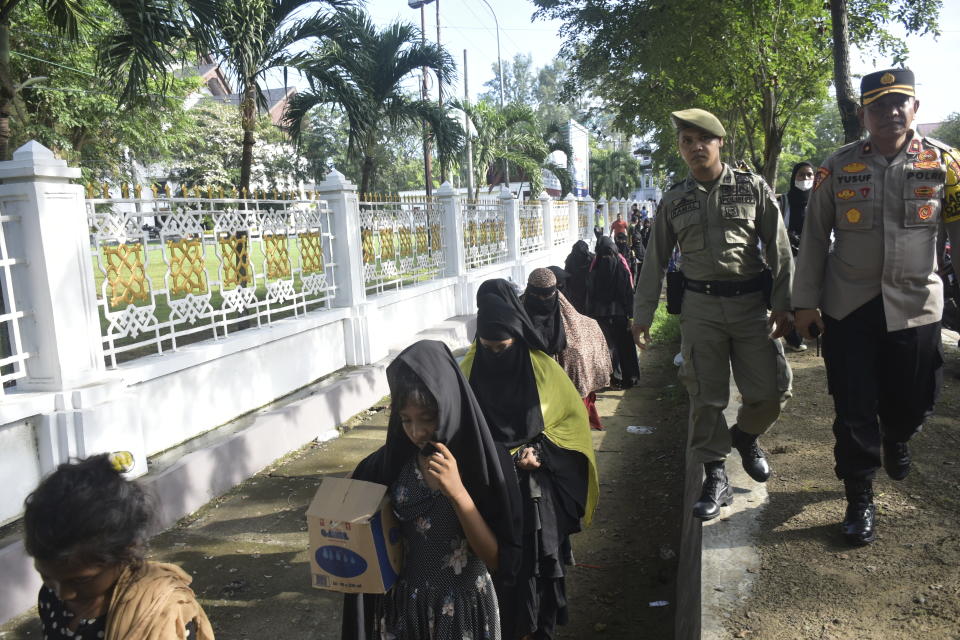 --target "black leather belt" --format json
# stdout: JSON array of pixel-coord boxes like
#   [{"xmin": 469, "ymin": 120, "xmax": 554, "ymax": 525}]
[{"xmin": 685, "ymin": 275, "xmax": 764, "ymax": 297}]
